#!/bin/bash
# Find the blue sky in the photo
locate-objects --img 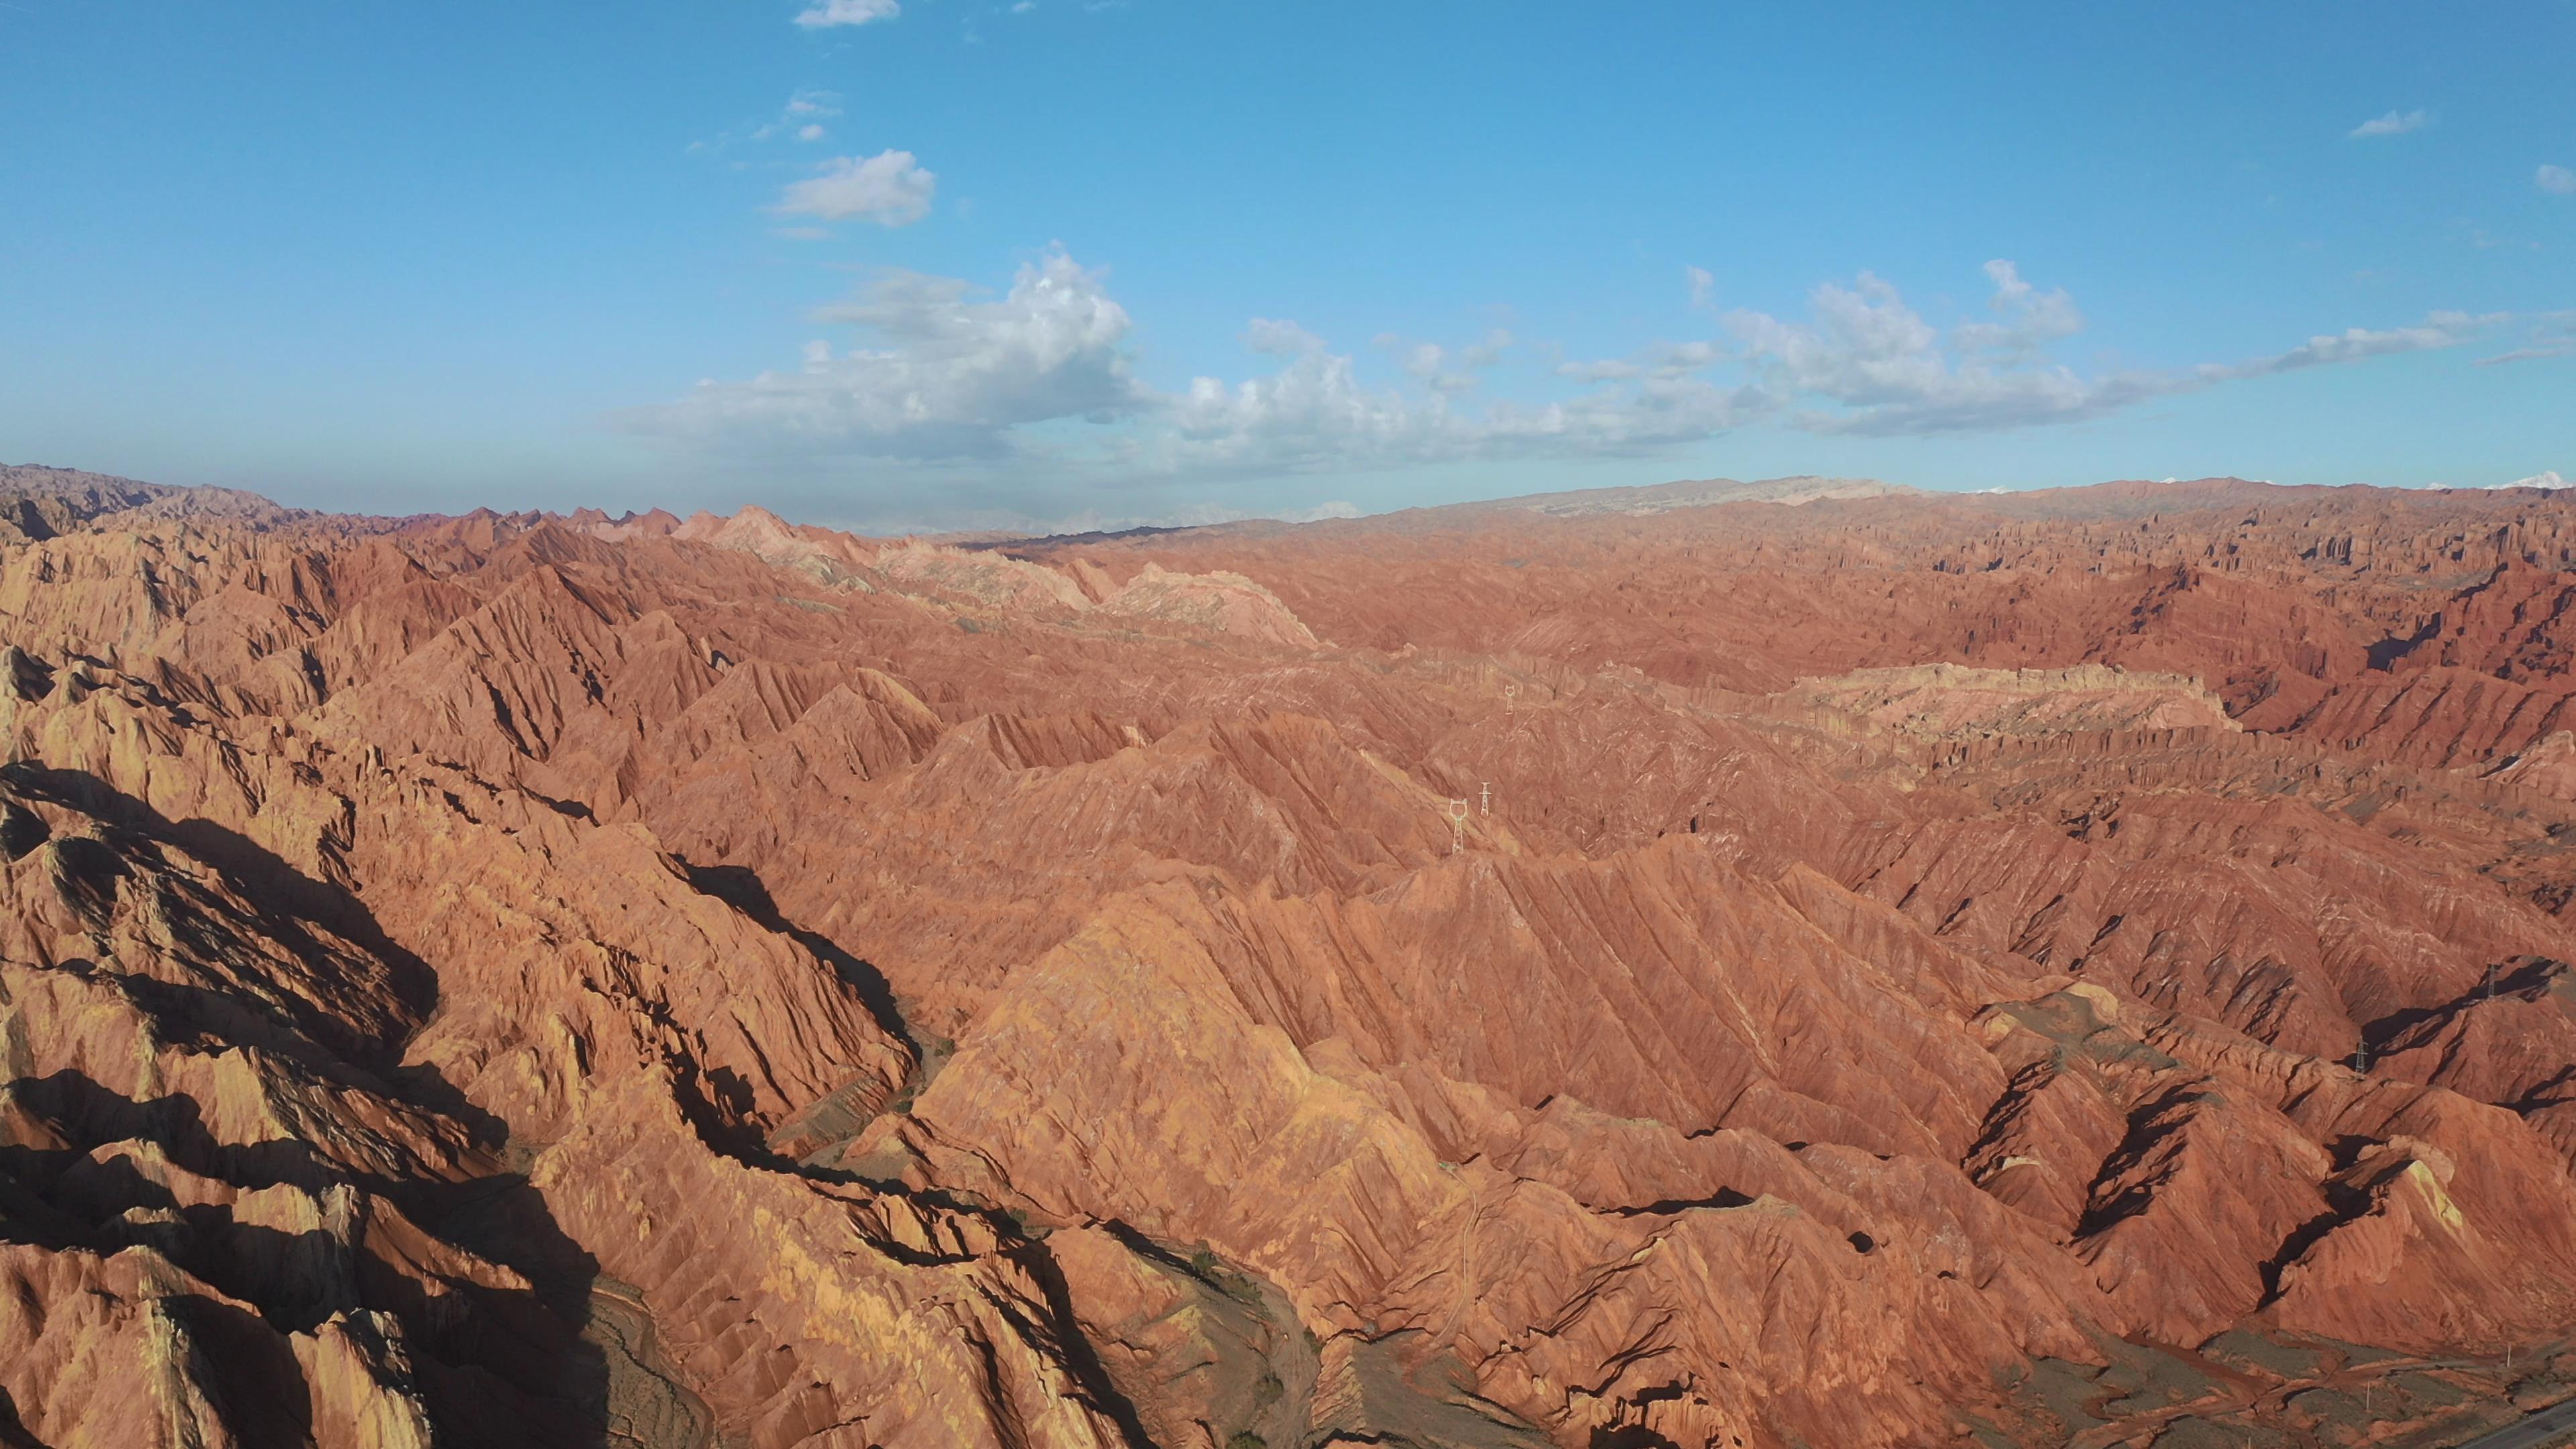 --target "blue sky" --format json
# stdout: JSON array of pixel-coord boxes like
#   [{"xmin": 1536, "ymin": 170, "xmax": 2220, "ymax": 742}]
[{"xmin": 3, "ymin": 2, "xmax": 2571, "ymax": 531}]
